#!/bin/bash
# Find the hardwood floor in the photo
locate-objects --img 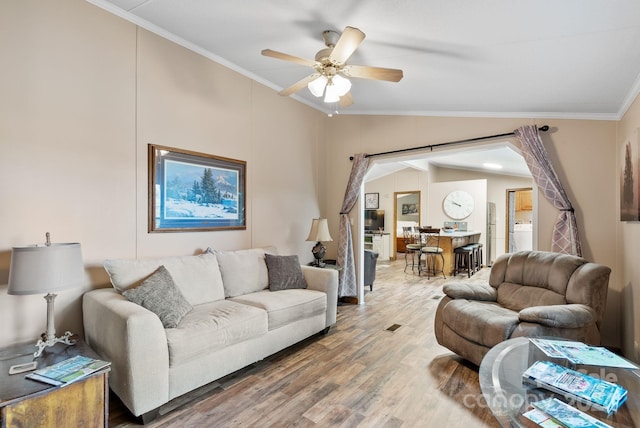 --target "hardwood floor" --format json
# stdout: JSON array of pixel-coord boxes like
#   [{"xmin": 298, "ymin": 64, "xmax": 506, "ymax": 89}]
[{"xmin": 109, "ymin": 255, "xmax": 499, "ymax": 427}]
